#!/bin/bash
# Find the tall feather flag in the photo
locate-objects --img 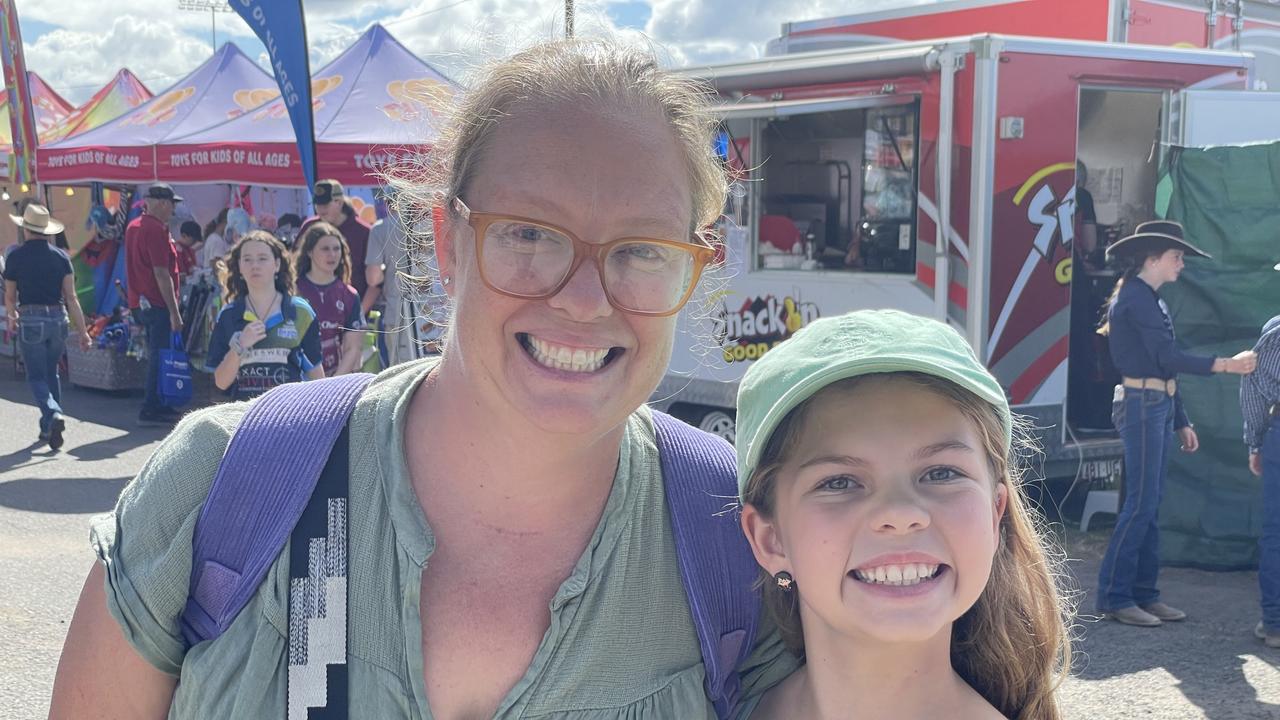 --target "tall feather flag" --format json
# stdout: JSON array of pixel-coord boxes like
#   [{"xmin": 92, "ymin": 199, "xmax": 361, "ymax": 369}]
[
  {"xmin": 0, "ymin": 0, "xmax": 38, "ymax": 184},
  {"xmin": 231, "ymin": 0, "xmax": 317, "ymax": 190}
]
